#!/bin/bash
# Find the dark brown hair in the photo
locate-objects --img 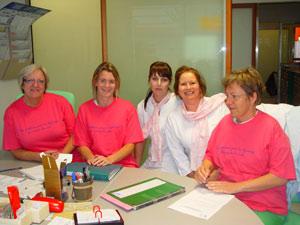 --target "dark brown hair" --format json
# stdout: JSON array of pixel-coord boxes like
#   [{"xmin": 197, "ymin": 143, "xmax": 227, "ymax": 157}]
[
  {"xmin": 173, "ymin": 66, "xmax": 206, "ymax": 97},
  {"xmin": 144, "ymin": 61, "xmax": 172, "ymax": 109}
]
